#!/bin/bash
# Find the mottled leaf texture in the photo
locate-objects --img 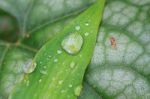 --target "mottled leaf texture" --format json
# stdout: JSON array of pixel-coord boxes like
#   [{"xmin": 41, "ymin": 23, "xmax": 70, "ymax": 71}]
[
  {"xmin": 0, "ymin": 0, "xmax": 95, "ymax": 34},
  {"xmin": 84, "ymin": 0, "xmax": 150, "ymax": 99}
]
